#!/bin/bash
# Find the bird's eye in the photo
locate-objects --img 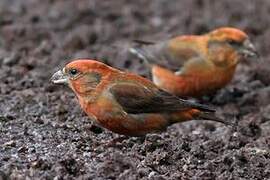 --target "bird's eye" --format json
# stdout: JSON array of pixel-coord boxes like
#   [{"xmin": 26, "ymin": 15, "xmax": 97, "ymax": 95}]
[
  {"xmin": 68, "ymin": 68, "xmax": 79, "ymax": 77},
  {"xmin": 228, "ymin": 39, "xmax": 242, "ymax": 46}
]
